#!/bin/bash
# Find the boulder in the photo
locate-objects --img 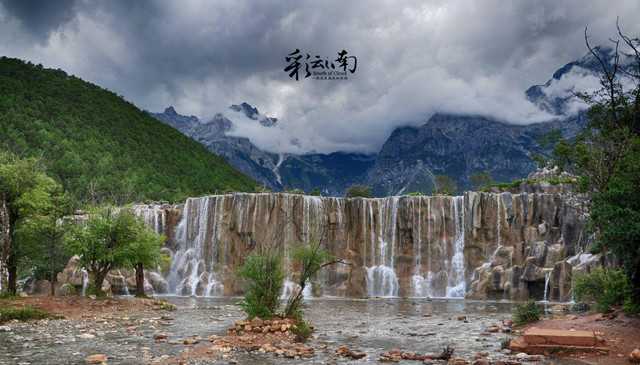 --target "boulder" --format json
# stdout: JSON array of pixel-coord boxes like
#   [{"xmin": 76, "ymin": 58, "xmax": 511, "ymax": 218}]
[
  {"xmin": 147, "ymin": 271, "xmax": 169, "ymax": 293},
  {"xmin": 57, "ymin": 283, "xmax": 76, "ymax": 296},
  {"xmin": 521, "ymin": 257, "xmax": 545, "ymax": 282}
]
